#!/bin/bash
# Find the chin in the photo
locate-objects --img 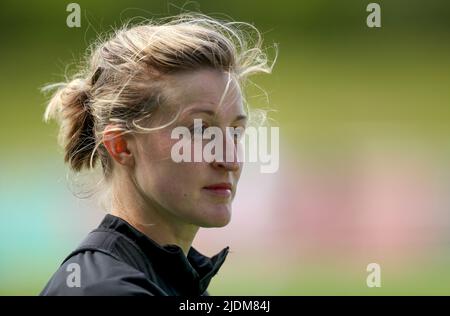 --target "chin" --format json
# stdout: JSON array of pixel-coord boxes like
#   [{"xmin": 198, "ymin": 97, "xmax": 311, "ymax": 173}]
[{"xmin": 198, "ymin": 205, "xmax": 232, "ymax": 228}]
